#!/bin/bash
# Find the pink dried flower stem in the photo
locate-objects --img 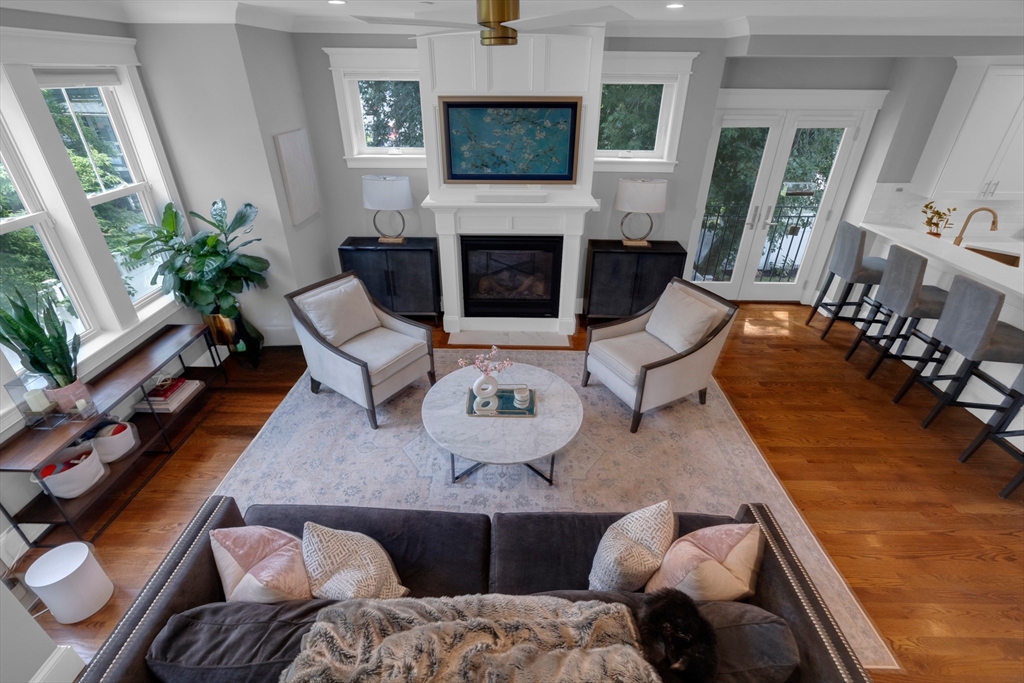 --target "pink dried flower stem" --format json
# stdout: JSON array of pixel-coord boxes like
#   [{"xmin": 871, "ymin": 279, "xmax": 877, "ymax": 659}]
[{"xmin": 458, "ymin": 345, "xmax": 514, "ymax": 376}]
